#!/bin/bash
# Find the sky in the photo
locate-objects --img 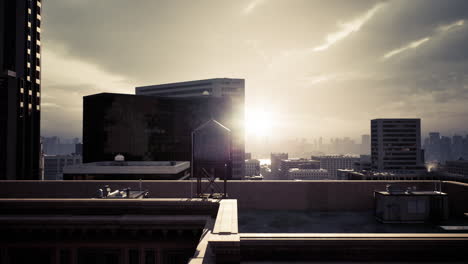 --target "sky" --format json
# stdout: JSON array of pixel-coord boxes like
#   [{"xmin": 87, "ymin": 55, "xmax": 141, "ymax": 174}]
[{"xmin": 41, "ymin": 0, "xmax": 468, "ymax": 142}]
